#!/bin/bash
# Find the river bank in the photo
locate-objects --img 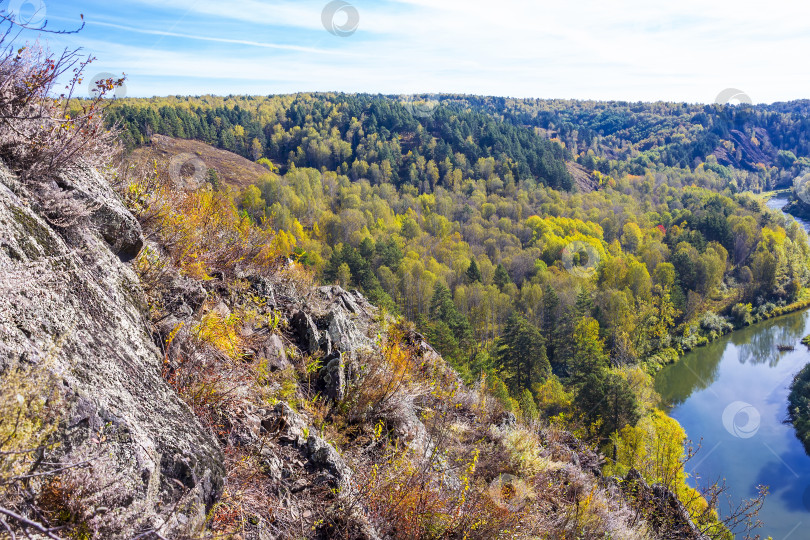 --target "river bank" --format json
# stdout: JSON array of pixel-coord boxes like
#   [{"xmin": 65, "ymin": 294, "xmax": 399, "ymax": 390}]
[
  {"xmin": 651, "ymin": 192, "xmax": 810, "ymax": 538},
  {"xmin": 646, "ymin": 193, "xmax": 810, "ymax": 374},
  {"xmin": 654, "ymin": 308, "xmax": 810, "ymax": 539}
]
